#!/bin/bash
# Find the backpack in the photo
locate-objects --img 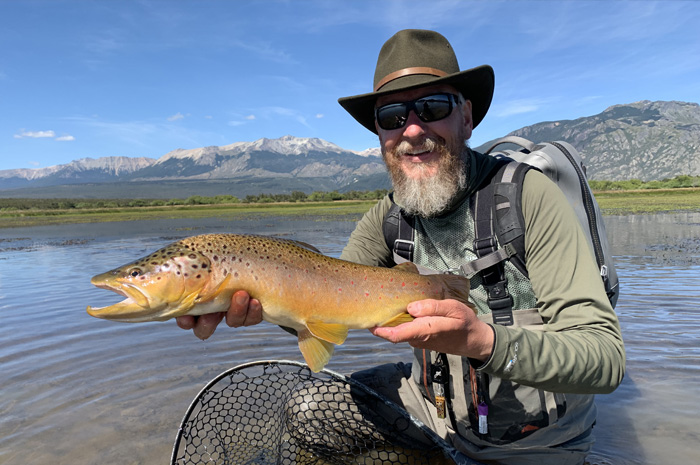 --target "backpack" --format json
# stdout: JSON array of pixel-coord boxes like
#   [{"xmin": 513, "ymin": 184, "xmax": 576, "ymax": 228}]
[{"xmin": 383, "ymin": 136, "xmax": 619, "ymax": 325}]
